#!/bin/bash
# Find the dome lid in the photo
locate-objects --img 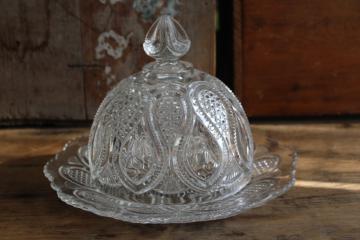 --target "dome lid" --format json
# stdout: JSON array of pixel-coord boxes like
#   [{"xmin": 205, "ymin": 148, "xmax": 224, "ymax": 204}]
[
  {"xmin": 88, "ymin": 15, "xmax": 254, "ymax": 208},
  {"xmin": 44, "ymin": 14, "xmax": 297, "ymax": 225}
]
